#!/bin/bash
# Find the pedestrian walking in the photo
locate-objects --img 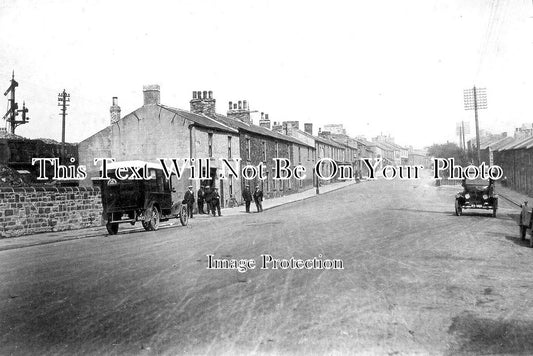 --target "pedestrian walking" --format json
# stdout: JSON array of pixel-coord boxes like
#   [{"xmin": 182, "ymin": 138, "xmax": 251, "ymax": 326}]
[
  {"xmin": 253, "ymin": 186, "xmax": 263, "ymax": 212},
  {"xmin": 183, "ymin": 185, "xmax": 195, "ymax": 218},
  {"xmin": 242, "ymin": 185, "xmax": 252, "ymax": 213},
  {"xmin": 211, "ymin": 187, "xmax": 221, "ymax": 216},
  {"xmin": 197, "ymin": 186, "xmax": 205, "ymax": 214},
  {"xmin": 519, "ymin": 201, "xmax": 531, "ymax": 241}
]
